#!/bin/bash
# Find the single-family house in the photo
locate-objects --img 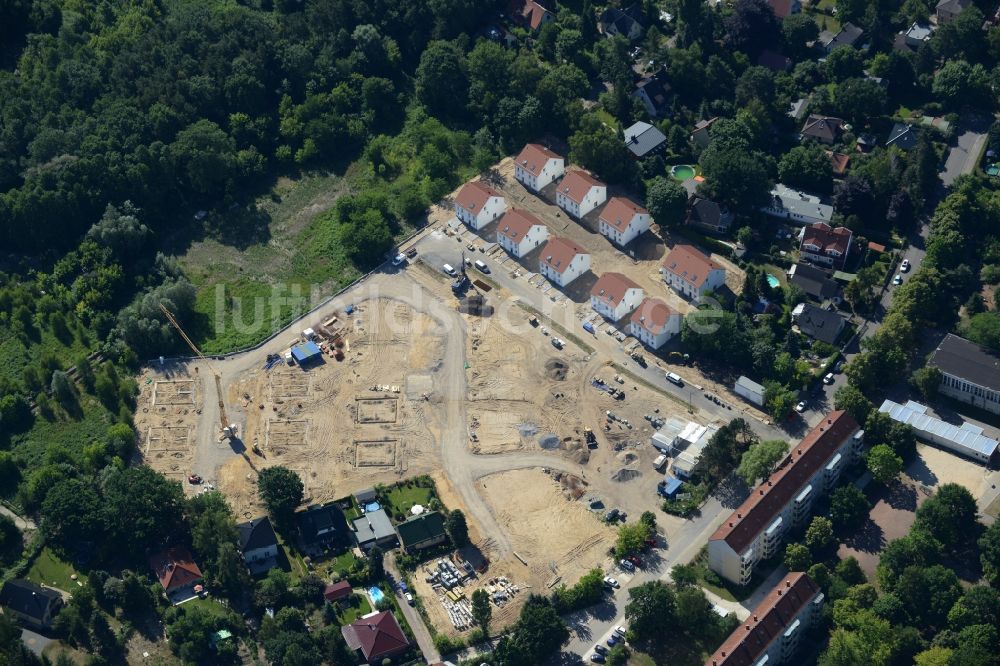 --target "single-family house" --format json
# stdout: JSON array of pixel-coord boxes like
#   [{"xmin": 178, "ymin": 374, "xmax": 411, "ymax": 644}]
[
  {"xmin": 800, "ymin": 115, "xmax": 845, "ymax": 144},
  {"xmin": 324, "ymin": 580, "xmax": 353, "ymax": 602},
  {"xmin": 342, "ymin": 611, "xmax": 411, "ymax": 663},
  {"xmin": 826, "ymin": 151, "xmax": 850, "ymax": 177},
  {"xmin": 936, "ymin": 0, "xmax": 972, "ymax": 22},
  {"xmin": 455, "ymin": 181, "xmax": 507, "ymax": 231},
  {"xmin": 237, "ymin": 516, "xmax": 279, "ymax": 575},
  {"xmin": 691, "ymin": 117, "xmax": 718, "ymax": 149},
  {"xmin": 930, "ymin": 333, "xmax": 1000, "ymax": 417},
  {"xmin": 297, "ymin": 503, "xmax": 344, "ymax": 550},
  {"xmin": 895, "ymin": 22, "xmax": 934, "ymax": 51},
  {"xmin": 599, "ymin": 5, "xmax": 645, "ymax": 40},
  {"xmin": 886, "ymin": 123, "xmax": 919, "ymax": 151},
  {"xmin": 787, "ymin": 262, "xmax": 842, "ymax": 303},
  {"xmin": 686, "ymin": 197, "xmax": 733, "ymax": 234},
  {"xmin": 799, "ymin": 222, "xmax": 853, "ymax": 269},
  {"xmin": 623, "ymin": 121, "xmax": 667, "ymax": 159},
  {"xmin": 761, "ymin": 185, "xmax": 834, "ymax": 226},
  {"xmin": 599, "ymin": 196, "xmax": 651, "ymax": 246},
  {"xmin": 757, "ymin": 50, "xmax": 793, "ymax": 72},
  {"xmin": 0, "ymin": 580, "xmax": 63, "ymax": 630},
  {"xmin": 820, "ymin": 22, "xmax": 864, "ymax": 52},
  {"xmin": 792, "ymin": 303, "xmax": 846, "ymax": 344},
  {"xmin": 496, "ymin": 209, "xmax": 549, "ymax": 258},
  {"xmin": 591, "ymin": 273, "xmax": 645, "ymax": 322},
  {"xmin": 352, "ymin": 508, "xmax": 397, "ymax": 550},
  {"xmin": 149, "ymin": 547, "xmax": 203, "ymax": 604},
  {"xmin": 633, "ymin": 71, "xmax": 672, "ymax": 117},
  {"xmin": 514, "ymin": 143, "xmax": 564, "ymax": 192},
  {"xmin": 555, "ymin": 170, "xmax": 607, "ymax": 218},
  {"xmin": 661, "ymin": 244, "xmax": 727, "ymax": 303},
  {"xmin": 508, "ymin": 0, "xmax": 555, "ymax": 30},
  {"xmin": 628, "ymin": 298, "xmax": 681, "ymax": 349},
  {"xmin": 768, "ymin": 0, "xmax": 802, "ymax": 19},
  {"xmin": 788, "ymin": 99, "xmax": 809, "ymax": 122},
  {"xmin": 855, "ymin": 133, "xmax": 878, "ymax": 153},
  {"xmin": 539, "ymin": 237, "xmax": 591, "ymax": 287},
  {"xmin": 396, "ymin": 511, "xmax": 449, "ymax": 552}
]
